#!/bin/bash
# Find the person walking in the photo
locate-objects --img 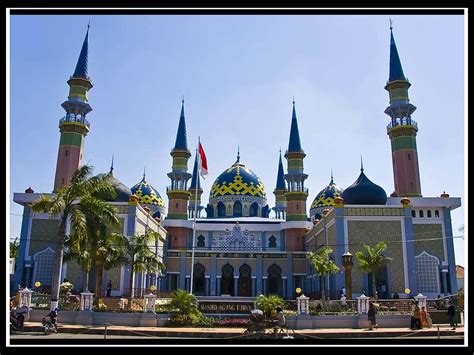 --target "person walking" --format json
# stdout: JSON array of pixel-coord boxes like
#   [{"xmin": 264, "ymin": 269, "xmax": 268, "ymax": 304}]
[
  {"xmin": 447, "ymin": 301, "xmax": 456, "ymax": 330},
  {"xmin": 367, "ymin": 302, "xmax": 377, "ymax": 330},
  {"xmin": 410, "ymin": 300, "xmax": 421, "ymax": 330}
]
